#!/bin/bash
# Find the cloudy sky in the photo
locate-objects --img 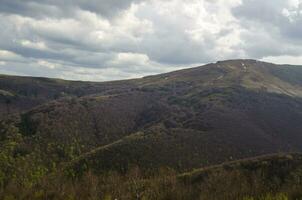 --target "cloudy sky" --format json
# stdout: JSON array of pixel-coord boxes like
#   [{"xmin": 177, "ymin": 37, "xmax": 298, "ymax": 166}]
[{"xmin": 0, "ymin": 0, "xmax": 302, "ymax": 81}]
